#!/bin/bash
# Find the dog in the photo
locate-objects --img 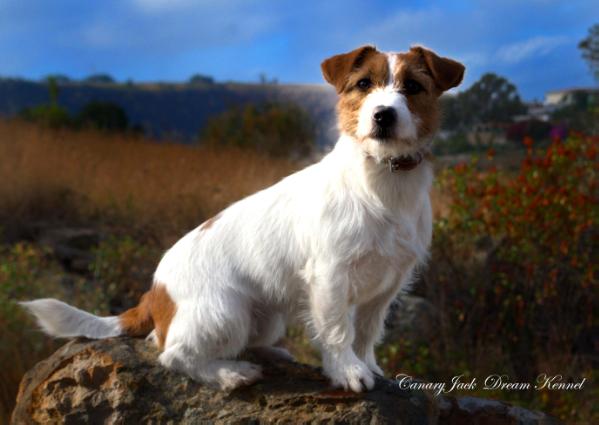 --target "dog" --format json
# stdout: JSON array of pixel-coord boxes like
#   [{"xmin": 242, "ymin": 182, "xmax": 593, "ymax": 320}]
[{"xmin": 21, "ymin": 45, "xmax": 464, "ymax": 393}]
